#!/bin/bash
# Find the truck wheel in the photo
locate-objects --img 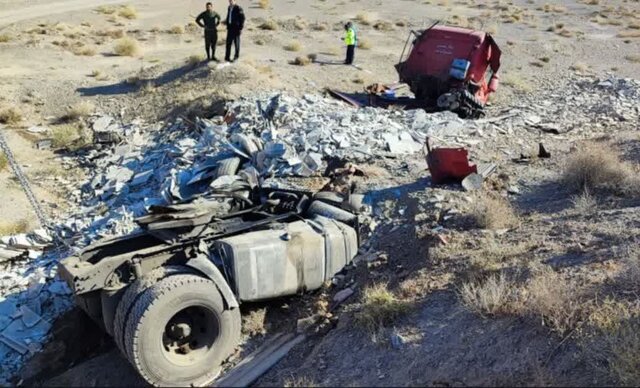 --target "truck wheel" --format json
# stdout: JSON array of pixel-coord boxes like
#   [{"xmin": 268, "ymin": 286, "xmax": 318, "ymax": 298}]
[
  {"xmin": 123, "ymin": 274, "xmax": 240, "ymax": 387},
  {"xmin": 216, "ymin": 156, "xmax": 242, "ymax": 178},
  {"xmin": 307, "ymin": 200, "xmax": 357, "ymax": 223},
  {"xmin": 112, "ymin": 266, "xmax": 192, "ymax": 355}
]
